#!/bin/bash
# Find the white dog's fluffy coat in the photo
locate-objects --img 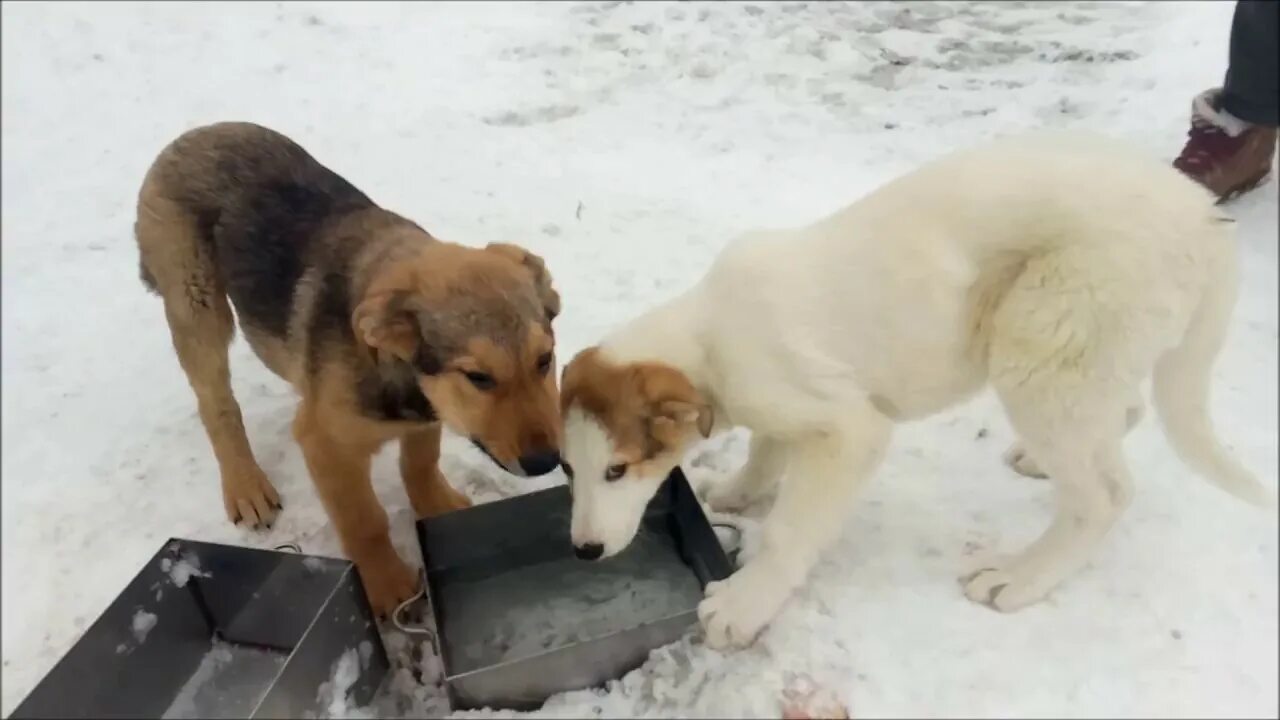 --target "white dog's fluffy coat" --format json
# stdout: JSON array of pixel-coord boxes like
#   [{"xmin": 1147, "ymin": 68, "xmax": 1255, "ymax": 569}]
[{"xmin": 561, "ymin": 131, "xmax": 1270, "ymax": 650}]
